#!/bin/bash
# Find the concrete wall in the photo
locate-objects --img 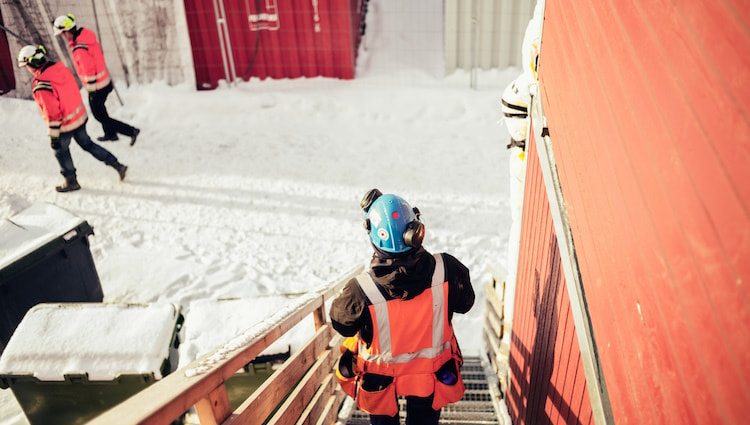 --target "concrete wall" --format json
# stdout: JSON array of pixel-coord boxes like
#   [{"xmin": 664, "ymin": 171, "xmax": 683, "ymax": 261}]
[{"xmin": 444, "ymin": 0, "xmax": 534, "ymax": 73}]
